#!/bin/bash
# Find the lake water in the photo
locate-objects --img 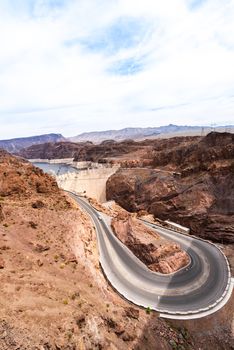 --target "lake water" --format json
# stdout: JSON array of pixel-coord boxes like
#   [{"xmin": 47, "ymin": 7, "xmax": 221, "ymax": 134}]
[{"xmin": 33, "ymin": 162, "xmax": 79, "ymax": 176}]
